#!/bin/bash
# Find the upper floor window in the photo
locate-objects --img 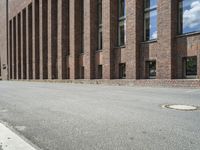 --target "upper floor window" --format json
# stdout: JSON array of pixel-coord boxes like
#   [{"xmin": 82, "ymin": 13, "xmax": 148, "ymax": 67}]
[
  {"xmin": 178, "ymin": 0, "xmax": 200, "ymax": 34},
  {"xmin": 118, "ymin": 0, "xmax": 126, "ymax": 47},
  {"xmin": 144, "ymin": 0, "xmax": 158, "ymax": 41},
  {"xmin": 97, "ymin": 0, "xmax": 103, "ymax": 50}
]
